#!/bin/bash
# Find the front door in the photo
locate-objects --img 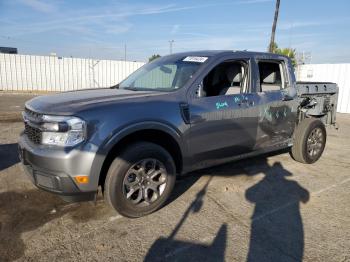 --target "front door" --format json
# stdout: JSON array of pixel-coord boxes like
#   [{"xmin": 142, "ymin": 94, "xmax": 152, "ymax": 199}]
[{"xmin": 187, "ymin": 59, "xmax": 259, "ymax": 167}]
